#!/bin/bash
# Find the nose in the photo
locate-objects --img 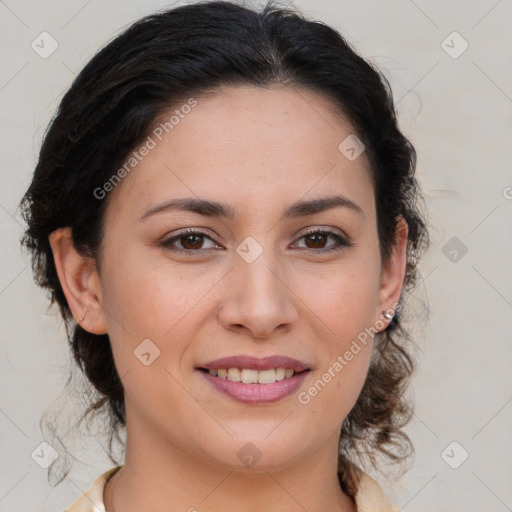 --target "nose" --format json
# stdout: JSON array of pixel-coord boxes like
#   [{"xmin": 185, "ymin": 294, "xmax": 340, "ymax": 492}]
[{"xmin": 217, "ymin": 250, "xmax": 299, "ymax": 339}]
